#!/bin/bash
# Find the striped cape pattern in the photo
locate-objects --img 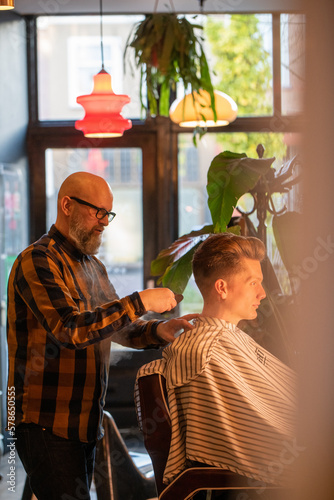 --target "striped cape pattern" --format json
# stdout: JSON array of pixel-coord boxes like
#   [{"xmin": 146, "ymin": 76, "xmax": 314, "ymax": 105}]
[{"xmin": 136, "ymin": 317, "xmax": 296, "ymax": 486}]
